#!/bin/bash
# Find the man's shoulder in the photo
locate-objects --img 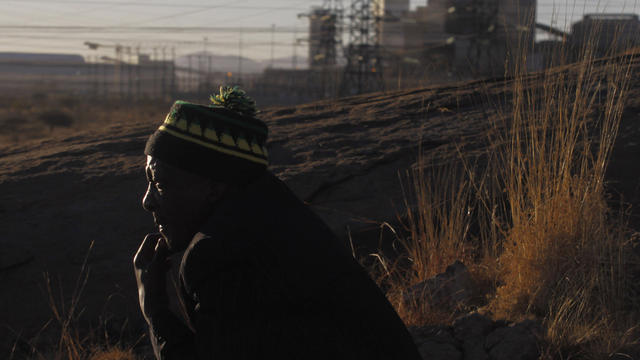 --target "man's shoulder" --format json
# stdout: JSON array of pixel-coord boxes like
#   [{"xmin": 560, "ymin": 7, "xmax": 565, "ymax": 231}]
[
  {"xmin": 178, "ymin": 233, "xmax": 248, "ymax": 294},
  {"xmin": 181, "ymin": 233, "xmax": 217, "ymax": 269}
]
